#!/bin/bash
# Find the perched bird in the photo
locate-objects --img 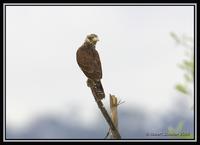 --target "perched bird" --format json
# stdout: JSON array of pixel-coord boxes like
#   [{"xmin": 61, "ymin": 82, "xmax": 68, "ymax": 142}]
[{"xmin": 76, "ymin": 34, "xmax": 105, "ymax": 100}]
